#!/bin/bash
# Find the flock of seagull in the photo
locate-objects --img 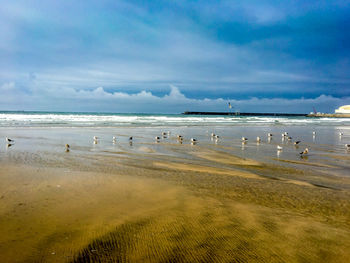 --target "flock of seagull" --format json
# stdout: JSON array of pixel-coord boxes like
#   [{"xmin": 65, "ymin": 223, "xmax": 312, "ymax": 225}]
[{"xmin": 5, "ymin": 131, "xmax": 350, "ymax": 154}]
